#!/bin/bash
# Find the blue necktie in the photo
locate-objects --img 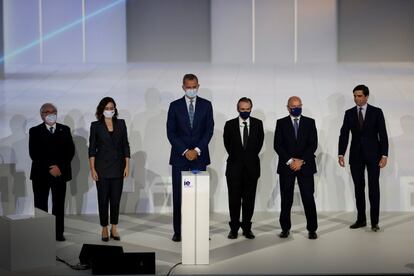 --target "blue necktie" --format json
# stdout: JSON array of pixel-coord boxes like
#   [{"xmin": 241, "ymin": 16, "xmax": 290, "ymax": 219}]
[
  {"xmin": 189, "ymin": 99, "xmax": 194, "ymax": 128},
  {"xmin": 50, "ymin": 127, "xmax": 54, "ymax": 134},
  {"xmin": 294, "ymin": 118, "xmax": 299, "ymax": 139}
]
